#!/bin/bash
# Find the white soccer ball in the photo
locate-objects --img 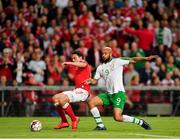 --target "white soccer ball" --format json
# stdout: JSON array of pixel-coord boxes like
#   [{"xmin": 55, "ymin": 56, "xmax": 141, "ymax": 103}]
[{"xmin": 30, "ymin": 120, "xmax": 42, "ymax": 132}]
